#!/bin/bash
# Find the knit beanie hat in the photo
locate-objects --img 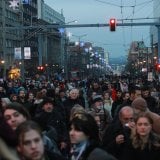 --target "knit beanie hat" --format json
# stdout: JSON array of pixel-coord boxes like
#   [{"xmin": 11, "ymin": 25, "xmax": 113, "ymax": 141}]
[
  {"xmin": 41, "ymin": 97, "xmax": 54, "ymax": 107},
  {"xmin": 131, "ymin": 97, "xmax": 147, "ymax": 111}
]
